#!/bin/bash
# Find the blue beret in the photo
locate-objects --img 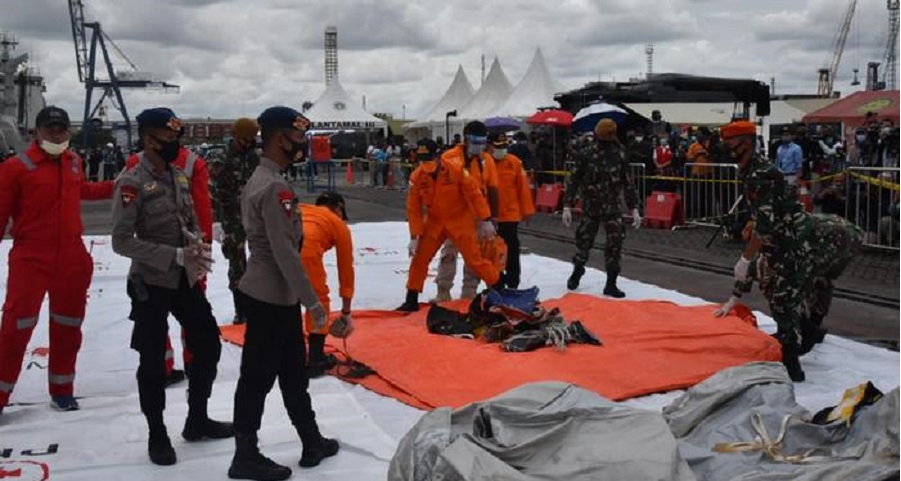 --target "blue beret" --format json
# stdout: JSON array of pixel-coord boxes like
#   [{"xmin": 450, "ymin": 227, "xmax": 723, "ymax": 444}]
[
  {"xmin": 136, "ymin": 107, "xmax": 183, "ymax": 133},
  {"xmin": 257, "ymin": 106, "xmax": 310, "ymax": 133}
]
